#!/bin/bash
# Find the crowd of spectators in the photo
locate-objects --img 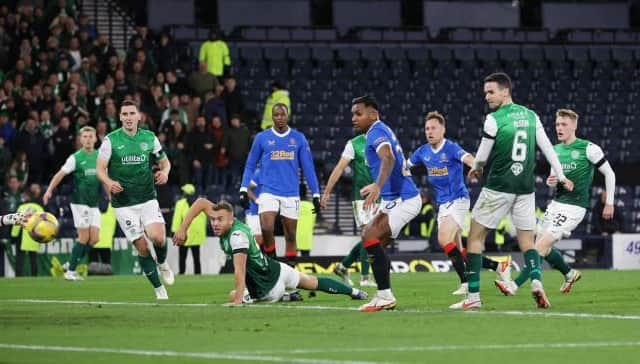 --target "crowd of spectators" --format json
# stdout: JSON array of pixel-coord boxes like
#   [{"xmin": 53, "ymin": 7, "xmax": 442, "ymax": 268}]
[{"xmin": 0, "ymin": 1, "xmax": 253, "ymax": 216}]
